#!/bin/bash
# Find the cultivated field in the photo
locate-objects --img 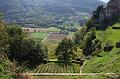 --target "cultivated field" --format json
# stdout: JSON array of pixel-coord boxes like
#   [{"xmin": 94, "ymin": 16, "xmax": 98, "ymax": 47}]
[
  {"xmin": 44, "ymin": 43, "xmax": 58, "ymax": 59},
  {"xmin": 34, "ymin": 63, "xmax": 80, "ymax": 73}
]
